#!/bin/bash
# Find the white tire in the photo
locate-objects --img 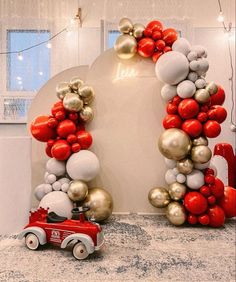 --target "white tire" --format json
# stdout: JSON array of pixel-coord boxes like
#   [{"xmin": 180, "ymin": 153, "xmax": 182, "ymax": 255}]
[
  {"xmin": 25, "ymin": 233, "xmax": 40, "ymax": 250},
  {"xmin": 72, "ymin": 242, "xmax": 89, "ymax": 260}
]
